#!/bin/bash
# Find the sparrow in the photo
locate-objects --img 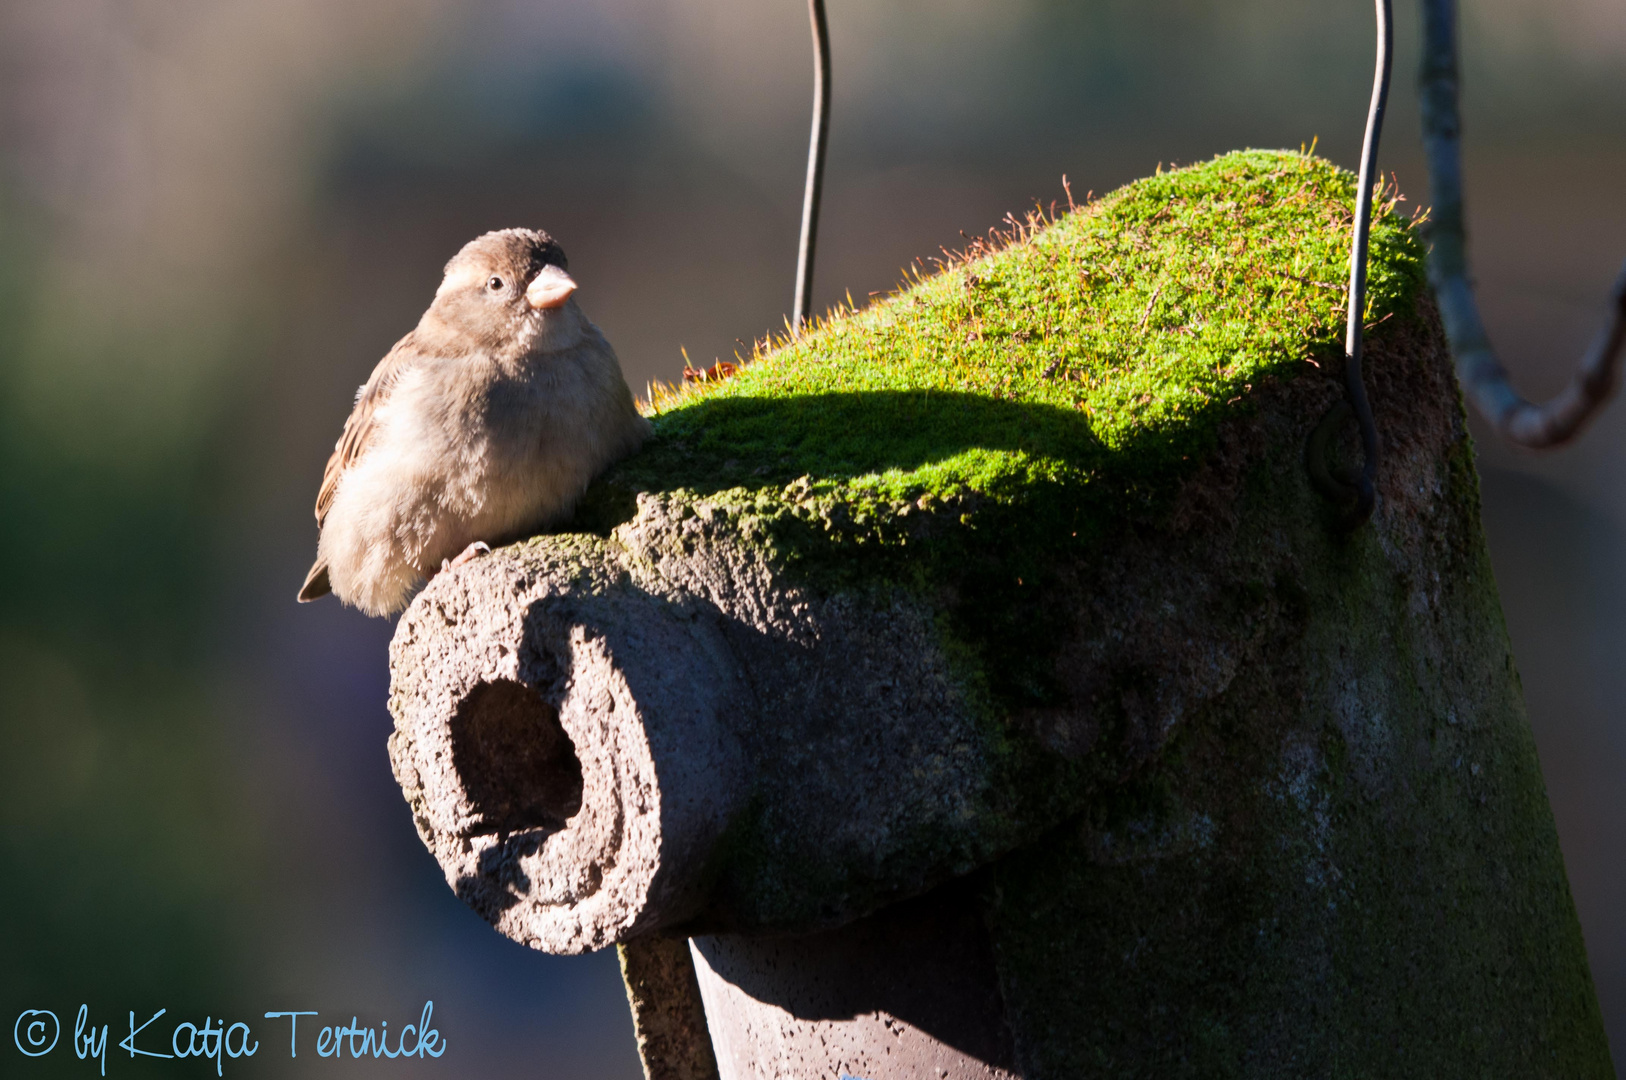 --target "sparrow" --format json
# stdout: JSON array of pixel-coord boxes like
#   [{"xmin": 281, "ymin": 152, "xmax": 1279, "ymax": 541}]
[{"xmin": 298, "ymin": 228, "xmax": 651, "ymax": 617}]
